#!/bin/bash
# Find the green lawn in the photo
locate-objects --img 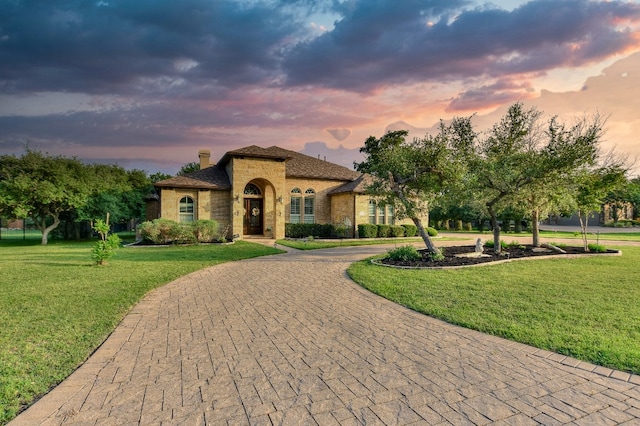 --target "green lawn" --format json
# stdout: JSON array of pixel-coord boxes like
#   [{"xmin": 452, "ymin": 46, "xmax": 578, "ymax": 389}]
[
  {"xmin": 0, "ymin": 240, "xmax": 283, "ymax": 424},
  {"xmin": 275, "ymin": 236, "xmax": 470, "ymax": 250},
  {"xmin": 348, "ymin": 245, "xmax": 640, "ymax": 375}
]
